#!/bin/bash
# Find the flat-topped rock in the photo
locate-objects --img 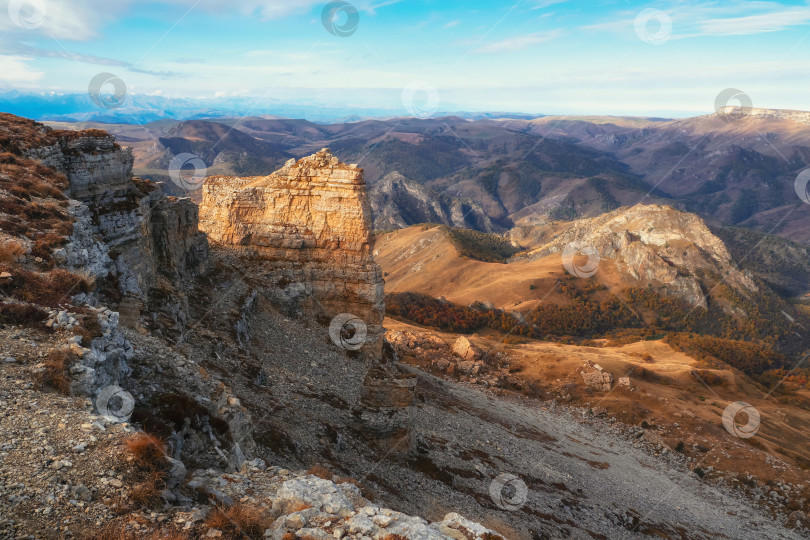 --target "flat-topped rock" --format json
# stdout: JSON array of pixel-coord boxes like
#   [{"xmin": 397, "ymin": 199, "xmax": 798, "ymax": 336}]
[{"xmin": 200, "ymin": 150, "xmax": 385, "ymax": 357}]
